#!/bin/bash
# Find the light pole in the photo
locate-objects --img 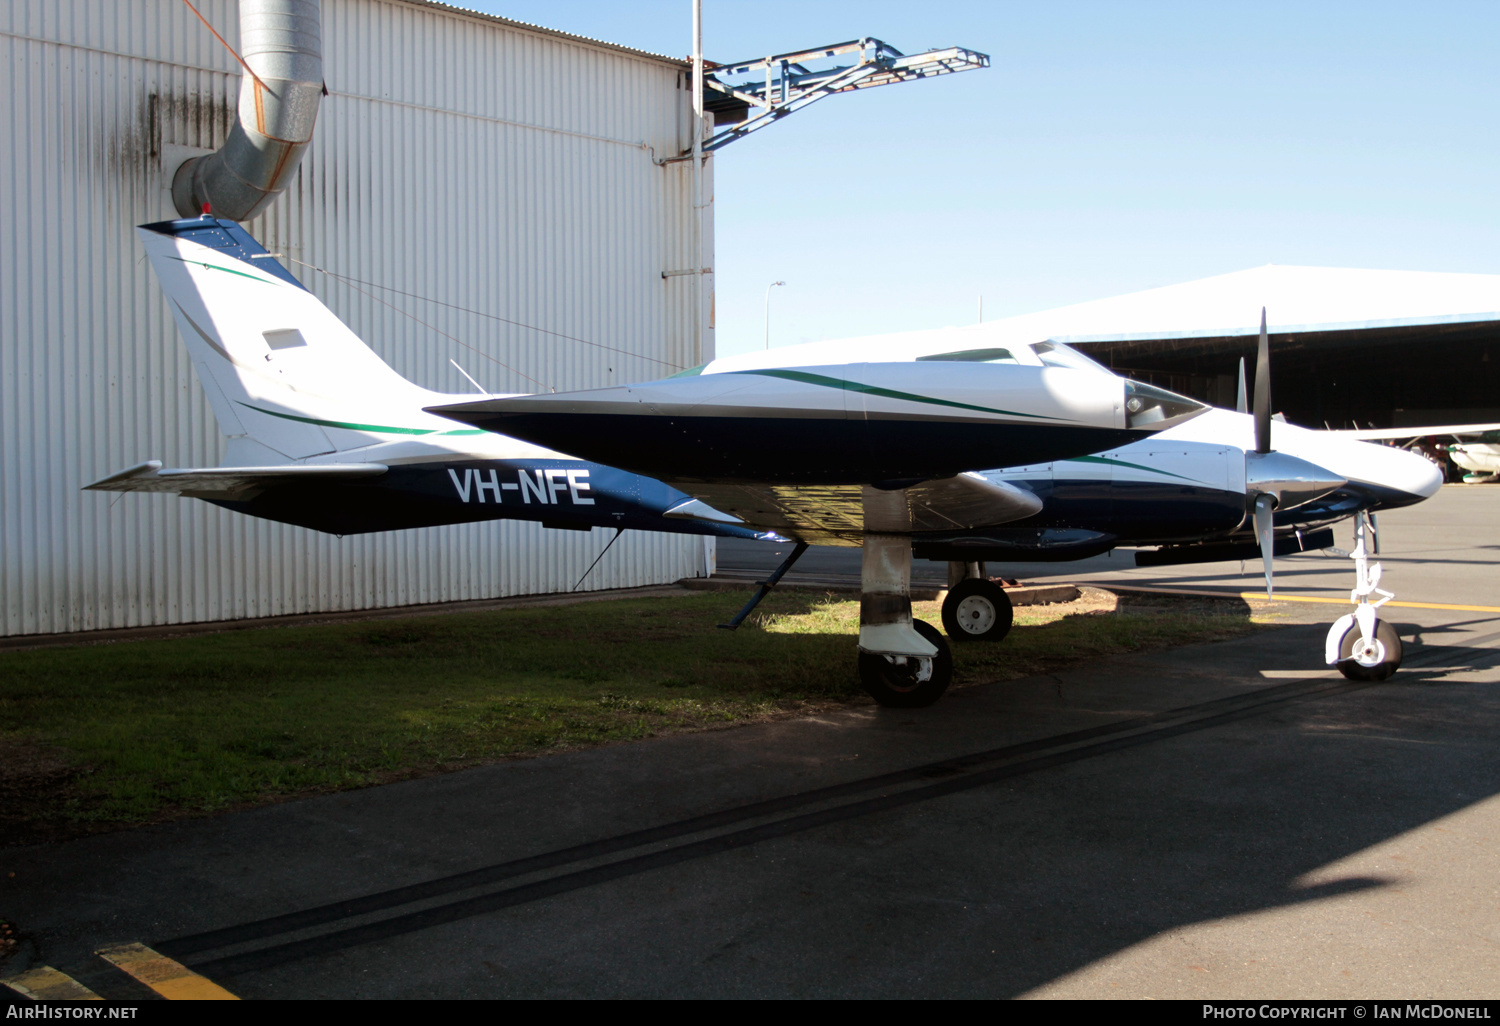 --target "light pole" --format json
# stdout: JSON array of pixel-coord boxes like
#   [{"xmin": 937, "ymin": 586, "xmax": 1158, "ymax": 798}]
[{"xmin": 764, "ymin": 280, "xmax": 786, "ymax": 349}]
